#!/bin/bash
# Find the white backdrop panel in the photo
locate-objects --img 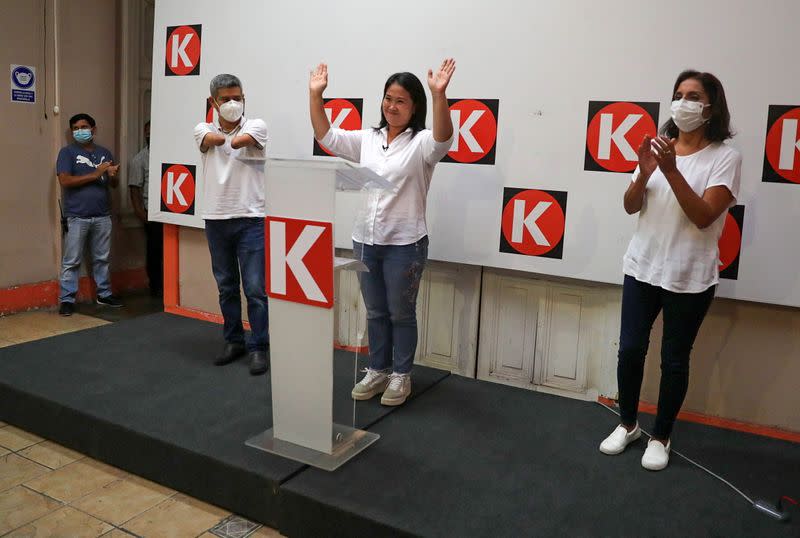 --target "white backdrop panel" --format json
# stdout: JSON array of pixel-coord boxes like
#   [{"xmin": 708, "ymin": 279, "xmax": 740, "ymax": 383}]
[{"xmin": 150, "ymin": 0, "xmax": 800, "ymax": 307}]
